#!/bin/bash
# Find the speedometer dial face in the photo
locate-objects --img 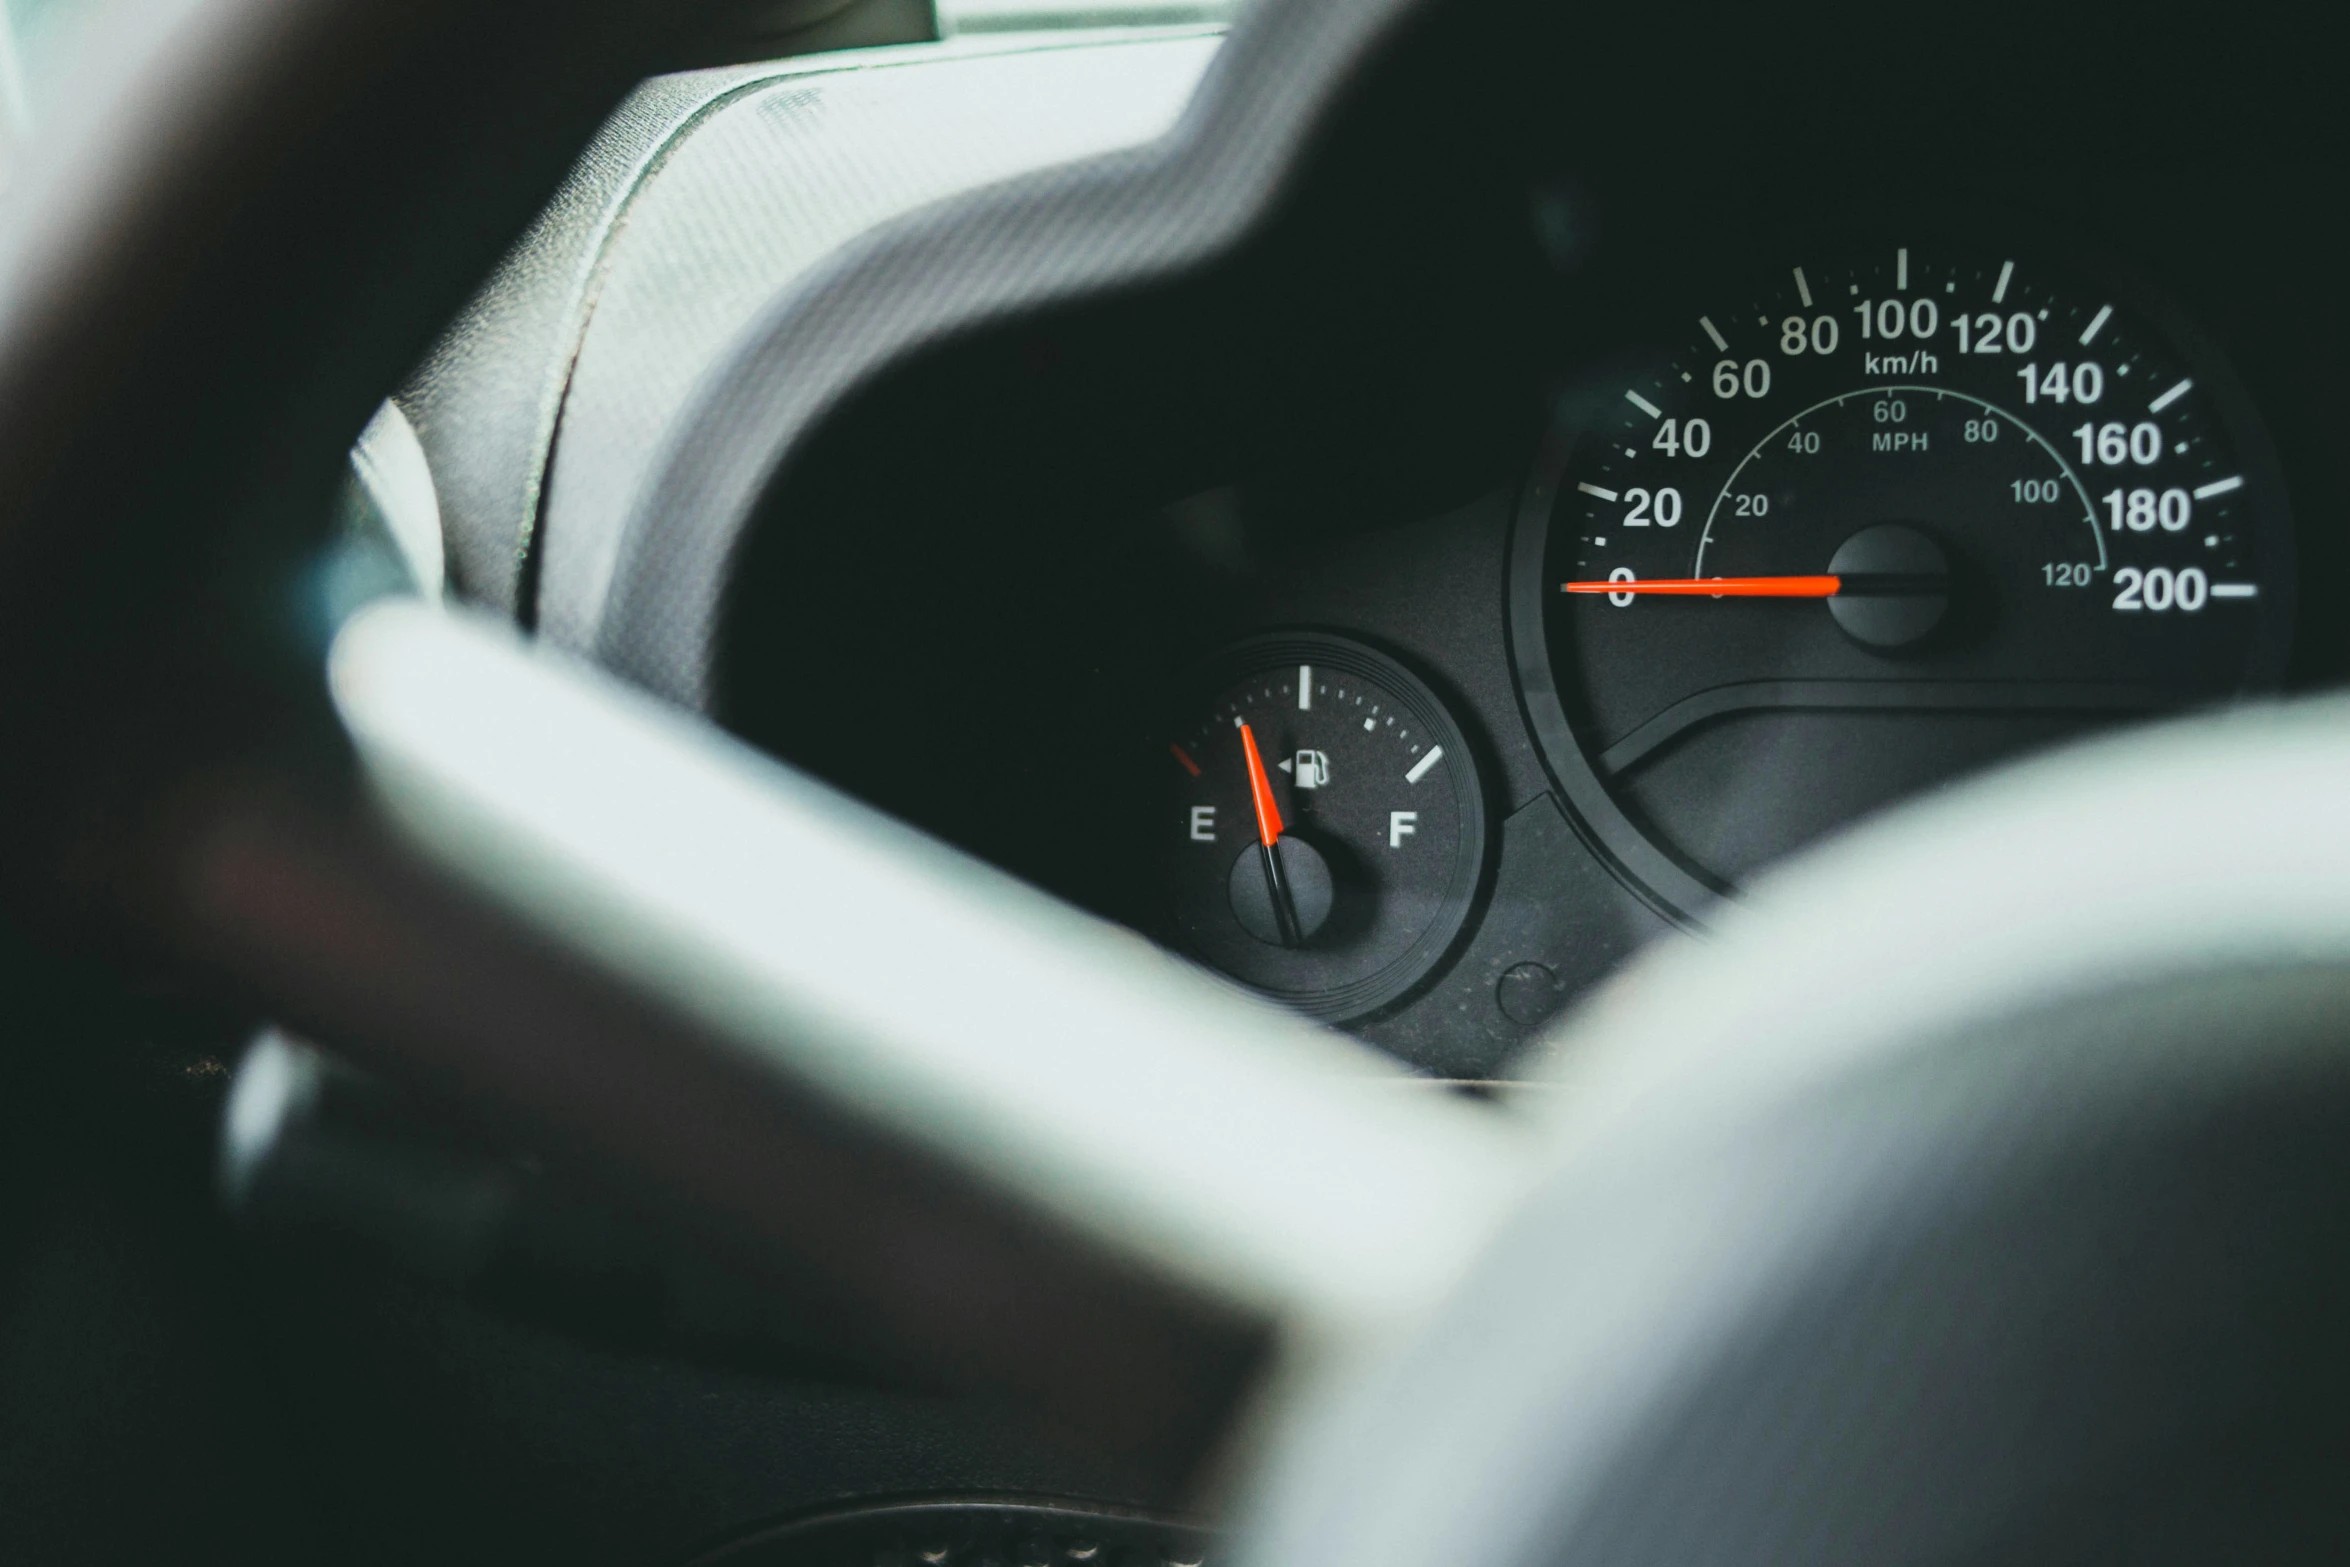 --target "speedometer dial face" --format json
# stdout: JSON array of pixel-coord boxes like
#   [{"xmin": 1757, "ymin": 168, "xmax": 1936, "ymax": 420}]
[{"xmin": 1511, "ymin": 238, "xmax": 2294, "ymax": 914}]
